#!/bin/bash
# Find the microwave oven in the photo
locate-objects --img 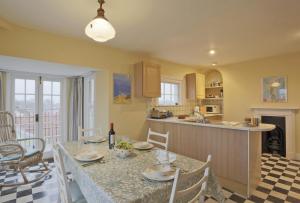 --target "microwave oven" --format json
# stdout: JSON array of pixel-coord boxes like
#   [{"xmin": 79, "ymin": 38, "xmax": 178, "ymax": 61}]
[{"xmin": 205, "ymin": 105, "xmax": 221, "ymax": 114}]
